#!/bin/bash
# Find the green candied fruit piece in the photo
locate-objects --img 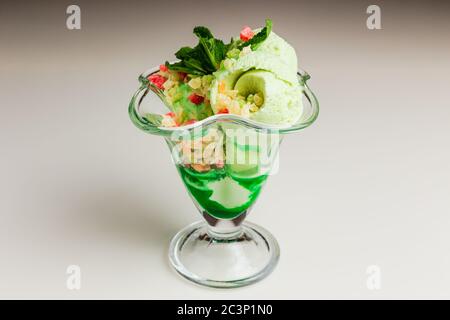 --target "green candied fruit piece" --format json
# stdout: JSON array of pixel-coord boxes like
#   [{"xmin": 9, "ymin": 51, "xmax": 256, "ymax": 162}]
[
  {"xmin": 226, "ymin": 48, "xmax": 240, "ymax": 59},
  {"xmin": 201, "ymin": 75, "xmax": 214, "ymax": 89},
  {"xmin": 172, "ymin": 83, "xmax": 213, "ymax": 123}
]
